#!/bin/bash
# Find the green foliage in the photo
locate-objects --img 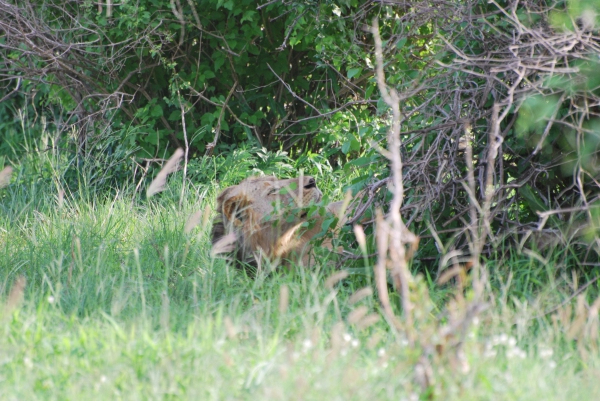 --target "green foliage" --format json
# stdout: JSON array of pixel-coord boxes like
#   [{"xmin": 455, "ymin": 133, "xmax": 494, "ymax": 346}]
[{"xmin": 0, "ymin": 0, "xmax": 388, "ymax": 160}]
